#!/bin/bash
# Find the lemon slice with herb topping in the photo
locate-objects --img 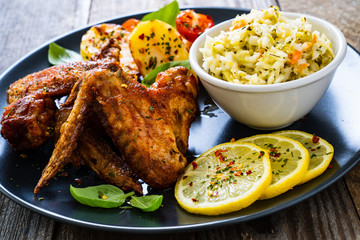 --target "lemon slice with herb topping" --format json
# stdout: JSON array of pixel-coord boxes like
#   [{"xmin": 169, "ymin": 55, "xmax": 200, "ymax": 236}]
[
  {"xmin": 175, "ymin": 142, "xmax": 272, "ymax": 215},
  {"xmin": 237, "ymin": 134, "xmax": 310, "ymax": 200},
  {"xmin": 274, "ymin": 130, "xmax": 334, "ymax": 185}
]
